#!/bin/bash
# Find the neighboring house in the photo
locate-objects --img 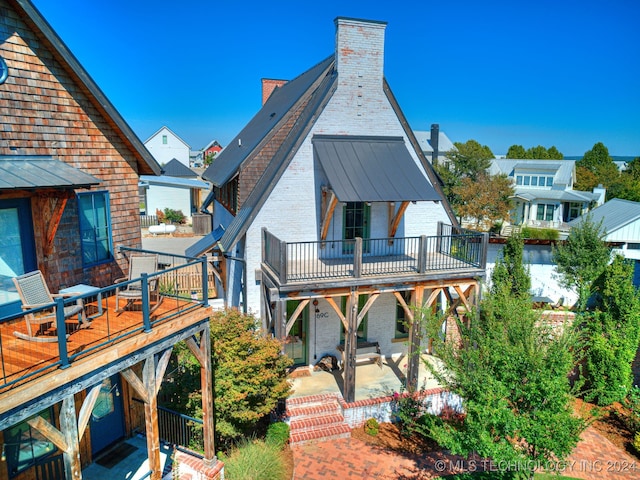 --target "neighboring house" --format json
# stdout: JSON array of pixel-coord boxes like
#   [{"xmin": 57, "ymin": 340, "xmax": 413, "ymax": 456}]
[
  {"xmin": 144, "ymin": 126, "xmax": 191, "ymax": 167},
  {"xmin": 0, "ymin": 2, "xmax": 218, "ymax": 479},
  {"xmin": 569, "ymin": 198, "xmax": 640, "ymax": 284},
  {"xmin": 414, "ymin": 124, "xmax": 457, "ymax": 165},
  {"xmin": 196, "ymin": 17, "xmax": 488, "ymax": 402},
  {"xmin": 202, "ymin": 139, "xmax": 223, "ymax": 161},
  {"xmin": 139, "ymin": 158, "xmax": 209, "ymax": 222},
  {"xmin": 490, "ymin": 159, "xmax": 606, "ymax": 230}
]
